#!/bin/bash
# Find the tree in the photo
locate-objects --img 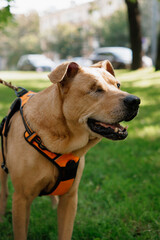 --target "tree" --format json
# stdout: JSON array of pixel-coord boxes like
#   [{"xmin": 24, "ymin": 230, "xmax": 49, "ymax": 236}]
[
  {"xmin": 43, "ymin": 24, "xmax": 84, "ymax": 59},
  {"xmin": 0, "ymin": 0, "xmax": 14, "ymax": 29},
  {"xmin": 96, "ymin": 9, "xmax": 129, "ymax": 48},
  {"xmin": 125, "ymin": 0, "xmax": 142, "ymax": 70},
  {"xmin": 0, "ymin": 12, "xmax": 41, "ymax": 68},
  {"xmin": 155, "ymin": 0, "xmax": 160, "ymax": 70},
  {"xmin": 155, "ymin": 29, "xmax": 160, "ymax": 70}
]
